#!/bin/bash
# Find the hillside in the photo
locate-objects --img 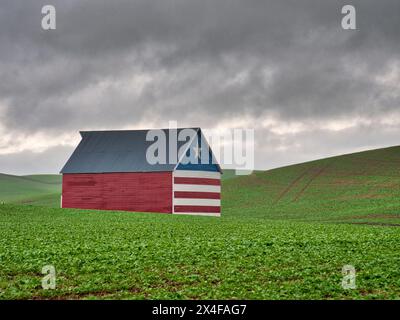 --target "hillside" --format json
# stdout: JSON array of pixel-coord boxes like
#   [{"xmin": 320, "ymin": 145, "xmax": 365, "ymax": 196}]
[
  {"xmin": 0, "ymin": 174, "xmax": 61, "ymax": 206},
  {"xmin": 223, "ymin": 145, "xmax": 400, "ymax": 223}
]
